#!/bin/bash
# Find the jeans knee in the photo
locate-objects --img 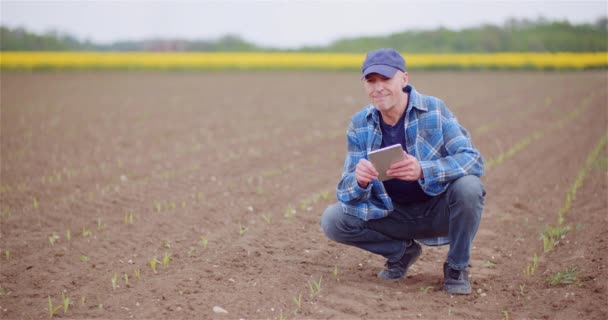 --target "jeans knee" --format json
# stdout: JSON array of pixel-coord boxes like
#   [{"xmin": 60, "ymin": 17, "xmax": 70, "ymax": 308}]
[
  {"xmin": 320, "ymin": 203, "xmax": 362, "ymax": 243},
  {"xmin": 448, "ymin": 175, "xmax": 485, "ymax": 212}
]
